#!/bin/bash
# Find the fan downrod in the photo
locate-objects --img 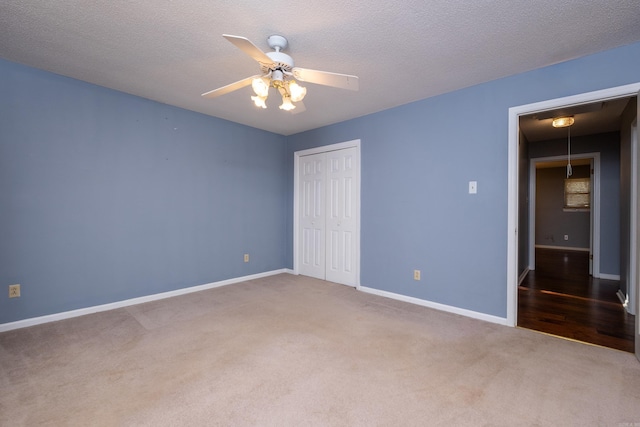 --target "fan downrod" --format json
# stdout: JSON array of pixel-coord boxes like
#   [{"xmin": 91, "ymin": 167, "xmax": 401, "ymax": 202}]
[{"xmin": 267, "ymin": 35, "xmax": 288, "ymax": 52}]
